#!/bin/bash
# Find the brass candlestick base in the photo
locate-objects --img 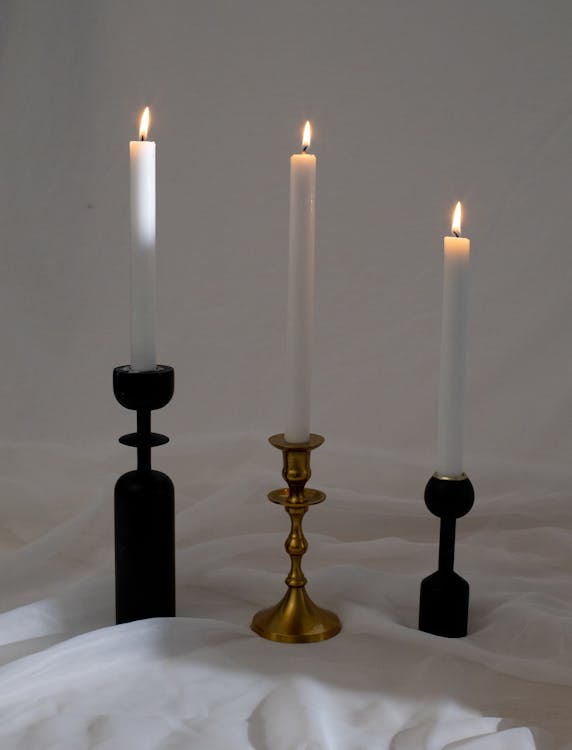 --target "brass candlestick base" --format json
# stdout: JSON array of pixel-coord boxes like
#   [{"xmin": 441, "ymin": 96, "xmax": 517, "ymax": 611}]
[{"xmin": 251, "ymin": 433, "xmax": 341, "ymax": 644}]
